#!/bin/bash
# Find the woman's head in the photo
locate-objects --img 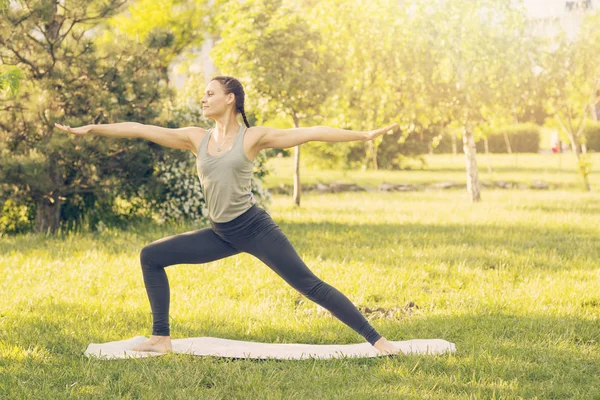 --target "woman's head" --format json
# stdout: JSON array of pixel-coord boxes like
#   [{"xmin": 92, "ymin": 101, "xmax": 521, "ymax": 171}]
[{"xmin": 202, "ymin": 76, "xmax": 250, "ymax": 128}]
